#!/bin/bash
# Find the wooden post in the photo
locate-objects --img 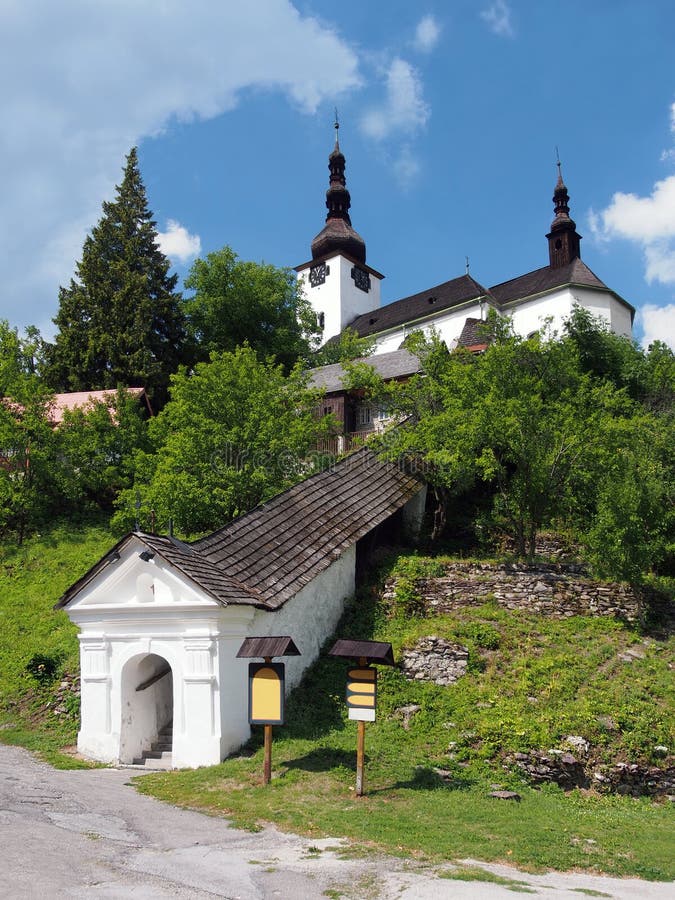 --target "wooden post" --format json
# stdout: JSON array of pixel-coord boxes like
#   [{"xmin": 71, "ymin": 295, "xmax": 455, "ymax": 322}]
[
  {"xmin": 355, "ymin": 655, "xmax": 367, "ymax": 797},
  {"xmin": 263, "ymin": 655, "xmax": 273, "ymax": 785},
  {"xmin": 263, "ymin": 724, "xmax": 272, "ymax": 785},
  {"xmin": 356, "ymin": 719, "xmax": 366, "ymax": 796}
]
